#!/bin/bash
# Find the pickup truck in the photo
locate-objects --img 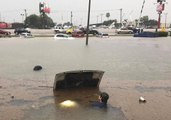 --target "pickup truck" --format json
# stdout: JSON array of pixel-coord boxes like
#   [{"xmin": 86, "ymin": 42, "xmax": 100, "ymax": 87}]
[{"xmin": 54, "ymin": 26, "xmax": 66, "ymax": 33}]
